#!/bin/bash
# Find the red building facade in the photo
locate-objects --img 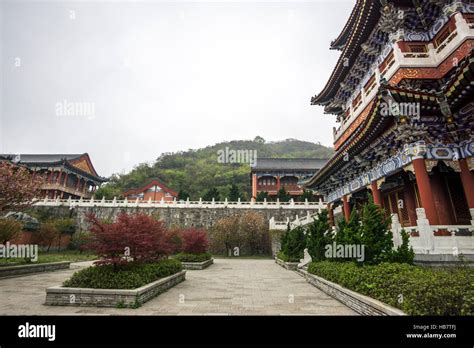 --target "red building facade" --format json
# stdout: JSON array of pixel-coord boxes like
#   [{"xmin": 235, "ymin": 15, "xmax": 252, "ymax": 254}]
[
  {"xmin": 251, "ymin": 158, "xmax": 326, "ymax": 199},
  {"xmin": 123, "ymin": 179, "xmax": 177, "ymax": 202},
  {"xmin": 1, "ymin": 153, "xmax": 106, "ymax": 199}
]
